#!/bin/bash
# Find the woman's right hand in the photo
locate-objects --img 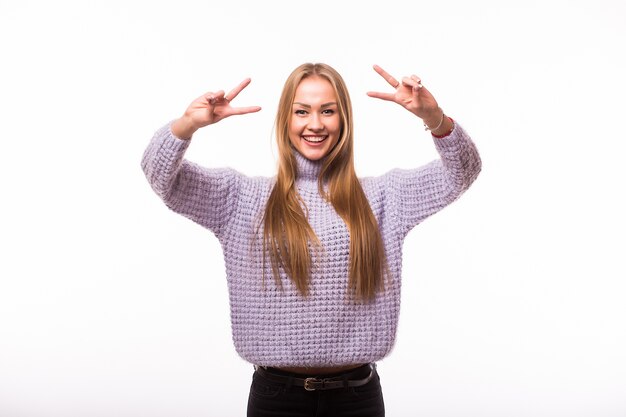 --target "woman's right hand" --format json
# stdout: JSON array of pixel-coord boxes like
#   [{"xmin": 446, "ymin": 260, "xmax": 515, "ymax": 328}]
[{"xmin": 171, "ymin": 78, "xmax": 261, "ymax": 140}]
